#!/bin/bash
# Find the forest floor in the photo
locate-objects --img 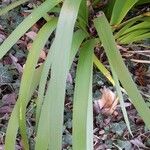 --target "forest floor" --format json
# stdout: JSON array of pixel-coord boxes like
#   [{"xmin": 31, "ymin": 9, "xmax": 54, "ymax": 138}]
[{"xmin": 0, "ymin": 0, "xmax": 150, "ymax": 150}]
